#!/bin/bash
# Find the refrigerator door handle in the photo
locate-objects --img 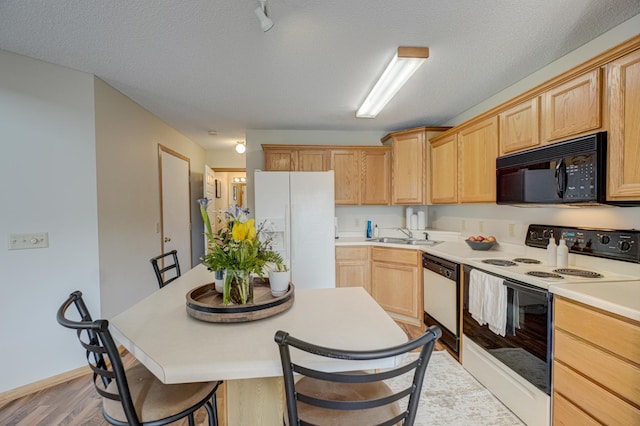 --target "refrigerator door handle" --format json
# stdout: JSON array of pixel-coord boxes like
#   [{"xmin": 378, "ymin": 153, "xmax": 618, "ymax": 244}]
[
  {"xmin": 289, "ymin": 203, "xmax": 296, "ymax": 263},
  {"xmin": 284, "ymin": 203, "xmax": 291, "ymax": 262}
]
